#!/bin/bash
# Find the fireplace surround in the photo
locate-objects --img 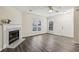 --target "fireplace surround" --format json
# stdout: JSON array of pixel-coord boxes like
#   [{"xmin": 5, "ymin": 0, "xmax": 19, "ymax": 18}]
[{"xmin": 2, "ymin": 24, "xmax": 23, "ymax": 49}]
